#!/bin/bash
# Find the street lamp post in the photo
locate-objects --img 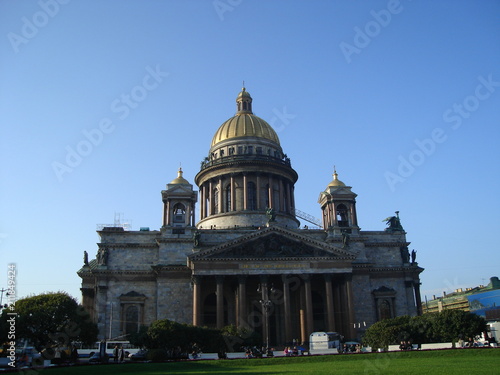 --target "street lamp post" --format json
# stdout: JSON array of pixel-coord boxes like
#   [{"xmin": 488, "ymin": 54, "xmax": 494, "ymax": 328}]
[
  {"xmin": 258, "ymin": 282, "xmax": 275, "ymax": 351},
  {"xmin": 260, "ymin": 300, "xmax": 272, "ymax": 349}
]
